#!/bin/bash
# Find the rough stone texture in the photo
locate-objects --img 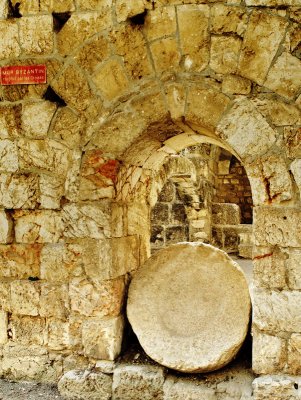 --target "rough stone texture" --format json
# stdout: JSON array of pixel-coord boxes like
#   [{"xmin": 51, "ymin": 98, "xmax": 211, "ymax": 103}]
[
  {"xmin": 285, "ymin": 128, "xmax": 301, "ymax": 158},
  {"xmin": 222, "ymin": 75, "xmax": 251, "ymax": 95},
  {"xmin": 163, "ymin": 376, "xmax": 216, "ymax": 400},
  {"xmin": 0, "ymin": 211, "xmax": 13, "ymax": 244},
  {"xmin": 0, "ymin": 140, "xmax": 19, "ymax": 172},
  {"xmin": 212, "ymin": 203, "xmax": 241, "ymax": 225},
  {"xmin": 116, "ymin": 0, "xmax": 146, "ymax": 23},
  {"xmin": 291, "ymin": 159, "xmax": 301, "ymax": 196},
  {"xmin": 19, "ymin": 16, "xmax": 54, "ymax": 55},
  {"xmin": 58, "ymin": 370, "xmax": 112, "ymax": 400},
  {"xmin": 0, "ymin": 20, "xmax": 20, "ymax": 58},
  {"xmin": 253, "ymin": 247, "xmax": 287, "ymax": 290},
  {"xmin": 21, "ymin": 102, "xmax": 57, "ymax": 139},
  {"xmin": 287, "ymin": 249, "xmax": 301, "ymax": 290},
  {"xmin": 112, "ymin": 365, "xmax": 165, "ymax": 400},
  {"xmin": 253, "ymin": 376, "xmax": 301, "ymax": 400},
  {"xmin": 210, "ymin": 36, "xmax": 241, "ymax": 75},
  {"xmin": 127, "ymin": 243, "xmax": 250, "ymax": 373},
  {"xmin": 238, "ymin": 12, "xmax": 288, "ymax": 84}
]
